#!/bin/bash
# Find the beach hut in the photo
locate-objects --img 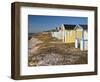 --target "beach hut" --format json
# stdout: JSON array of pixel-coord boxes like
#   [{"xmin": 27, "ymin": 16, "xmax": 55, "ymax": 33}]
[
  {"xmin": 60, "ymin": 24, "xmax": 88, "ymax": 51},
  {"xmin": 60, "ymin": 24, "xmax": 76, "ymax": 43},
  {"xmin": 51, "ymin": 27, "xmax": 63, "ymax": 40},
  {"xmin": 51, "ymin": 24, "xmax": 88, "ymax": 51},
  {"xmin": 74, "ymin": 24, "xmax": 88, "ymax": 51}
]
